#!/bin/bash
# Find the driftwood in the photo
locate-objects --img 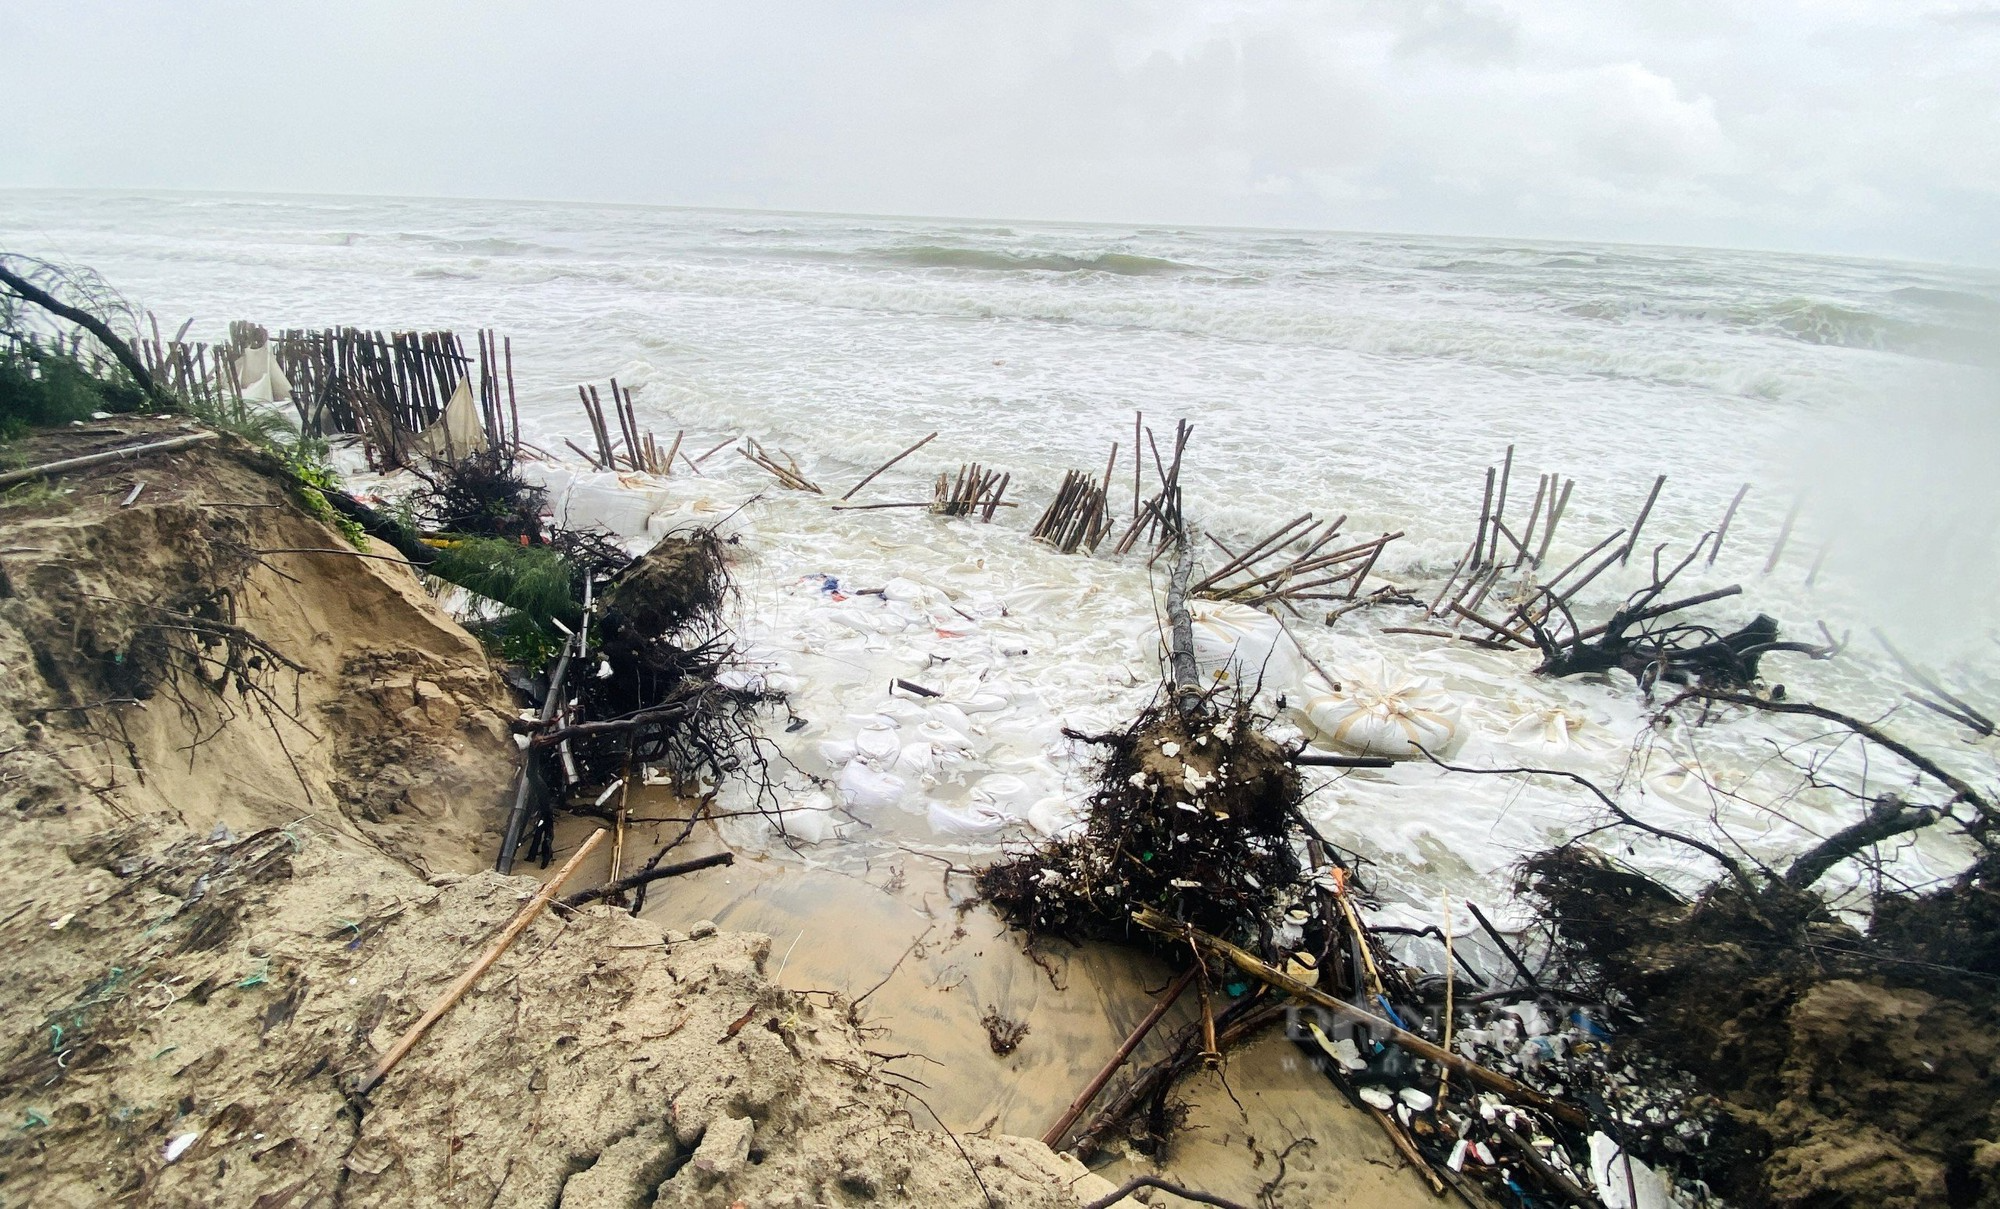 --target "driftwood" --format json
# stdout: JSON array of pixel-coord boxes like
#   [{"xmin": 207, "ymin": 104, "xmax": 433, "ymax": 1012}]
[
  {"xmin": 740, "ymin": 437, "xmax": 820, "ymax": 492},
  {"xmin": 1081, "ymin": 1177, "xmax": 1247, "ymax": 1209},
  {"xmin": 498, "ymin": 642, "xmax": 574, "ymax": 873},
  {"xmin": 560, "ymin": 850, "xmax": 734, "ymax": 908},
  {"xmin": 1068, "ymin": 997, "xmax": 1290, "ymax": 1159},
  {"xmin": 358, "ymin": 828, "xmax": 607, "ymax": 1094},
  {"xmin": 1527, "ymin": 535, "xmax": 1831, "ymax": 688}
]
